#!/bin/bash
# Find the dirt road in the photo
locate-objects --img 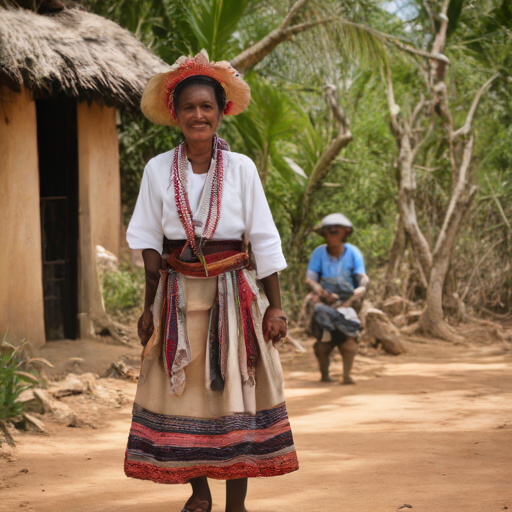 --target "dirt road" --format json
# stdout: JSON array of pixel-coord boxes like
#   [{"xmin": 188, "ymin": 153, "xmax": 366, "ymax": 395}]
[{"xmin": 1, "ymin": 338, "xmax": 511, "ymax": 512}]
